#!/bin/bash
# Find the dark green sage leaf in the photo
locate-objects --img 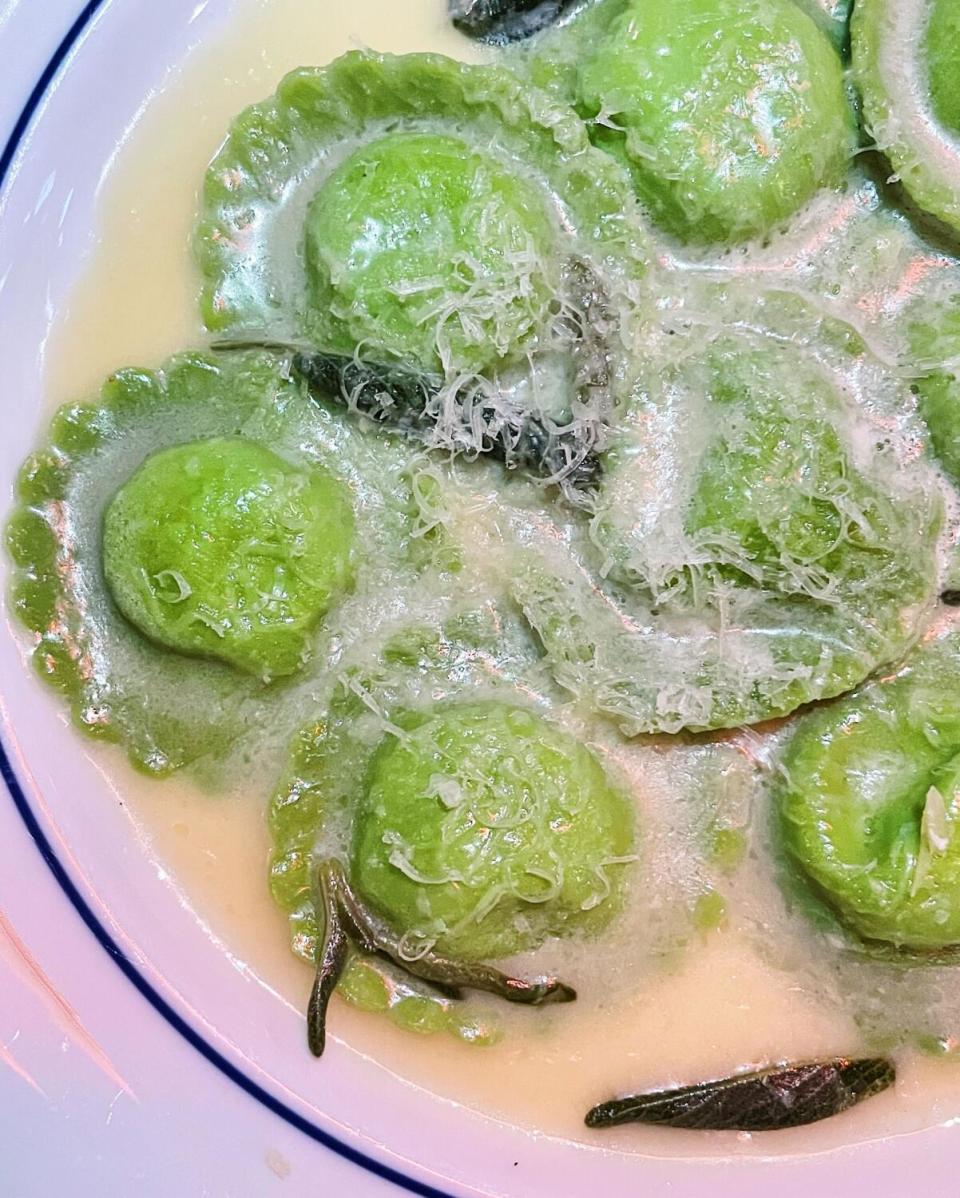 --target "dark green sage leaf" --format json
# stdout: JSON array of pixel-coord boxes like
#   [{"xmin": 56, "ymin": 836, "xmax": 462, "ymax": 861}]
[
  {"xmin": 305, "ymin": 858, "xmax": 576, "ymax": 1056},
  {"xmin": 212, "ymin": 339, "xmax": 602, "ymax": 491},
  {"xmin": 449, "ymin": 0, "xmax": 579, "ymax": 43},
  {"xmin": 585, "ymin": 1058, "xmax": 896, "ymax": 1132},
  {"xmin": 327, "ymin": 859, "xmax": 577, "ymax": 1005},
  {"xmin": 307, "ymin": 864, "xmax": 350, "ymax": 1058},
  {"xmin": 291, "ymin": 350, "xmax": 602, "ymax": 492}
]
